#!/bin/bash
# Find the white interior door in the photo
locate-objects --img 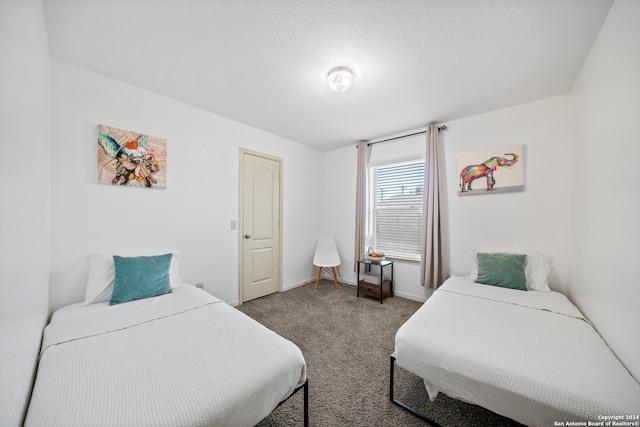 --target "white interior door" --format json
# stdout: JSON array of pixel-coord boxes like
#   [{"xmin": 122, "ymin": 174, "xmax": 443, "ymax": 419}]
[{"xmin": 240, "ymin": 149, "xmax": 282, "ymax": 303}]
